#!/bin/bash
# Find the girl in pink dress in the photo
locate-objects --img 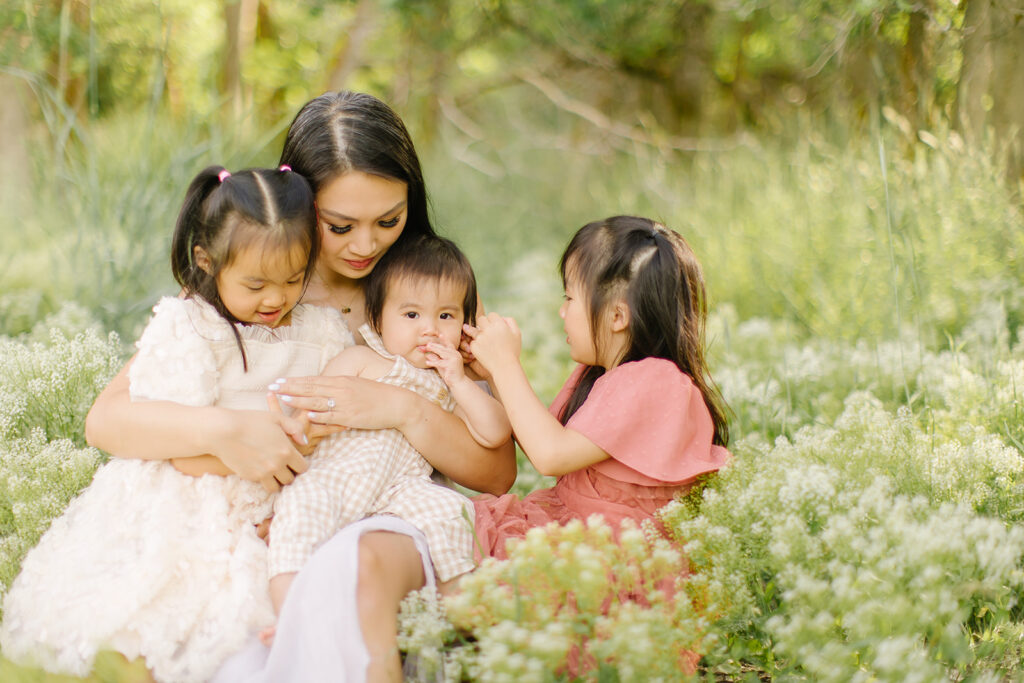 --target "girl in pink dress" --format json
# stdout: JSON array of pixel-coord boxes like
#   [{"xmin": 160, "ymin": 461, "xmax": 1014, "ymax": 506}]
[{"xmin": 467, "ymin": 214, "xmax": 731, "ymax": 560}]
